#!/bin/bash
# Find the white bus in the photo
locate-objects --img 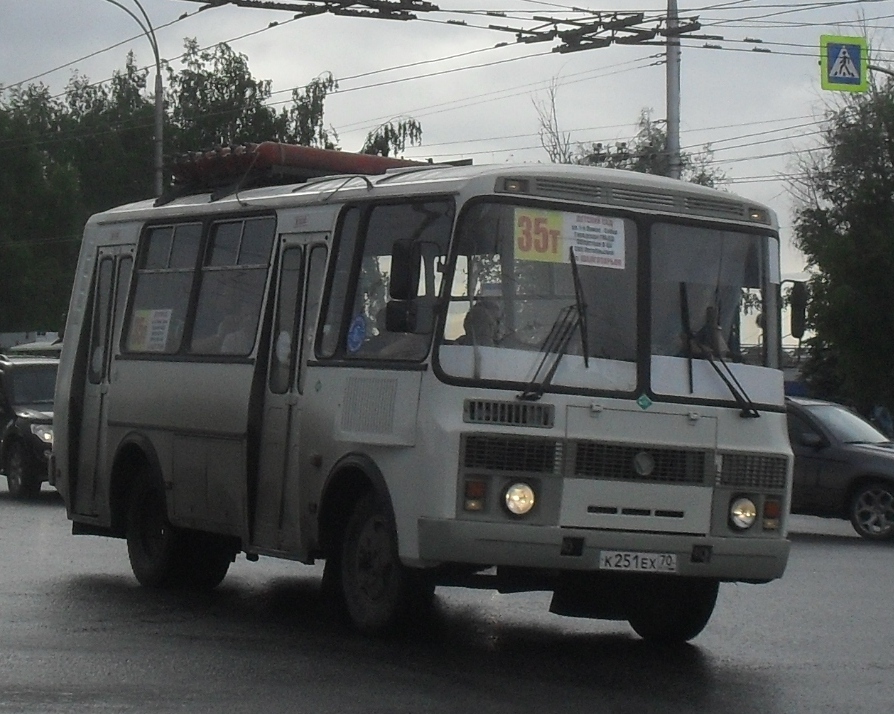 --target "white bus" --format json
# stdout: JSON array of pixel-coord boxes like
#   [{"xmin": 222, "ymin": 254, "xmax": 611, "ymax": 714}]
[{"xmin": 52, "ymin": 142, "xmax": 792, "ymax": 642}]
